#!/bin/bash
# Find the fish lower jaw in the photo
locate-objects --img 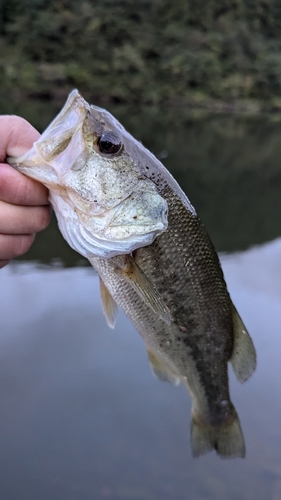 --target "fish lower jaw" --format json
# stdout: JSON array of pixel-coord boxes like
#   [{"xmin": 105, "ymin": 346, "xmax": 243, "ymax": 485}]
[
  {"xmin": 50, "ymin": 192, "xmax": 166, "ymax": 259},
  {"xmin": 59, "ymin": 217, "xmax": 163, "ymax": 258}
]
